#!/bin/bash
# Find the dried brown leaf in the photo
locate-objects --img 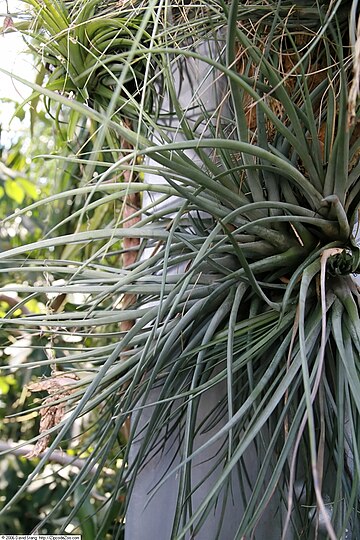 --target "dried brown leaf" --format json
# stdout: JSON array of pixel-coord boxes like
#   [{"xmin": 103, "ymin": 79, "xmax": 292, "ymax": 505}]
[
  {"xmin": 25, "ymin": 372, "xmax": 78, "ymax": 458},
  {"xmin": 348, "ymin": 17, "xmax": 360, "ymax": 127},
  {"xmin": 2, "ymin": 16, "xmax": 14, "ymax": 34}
]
